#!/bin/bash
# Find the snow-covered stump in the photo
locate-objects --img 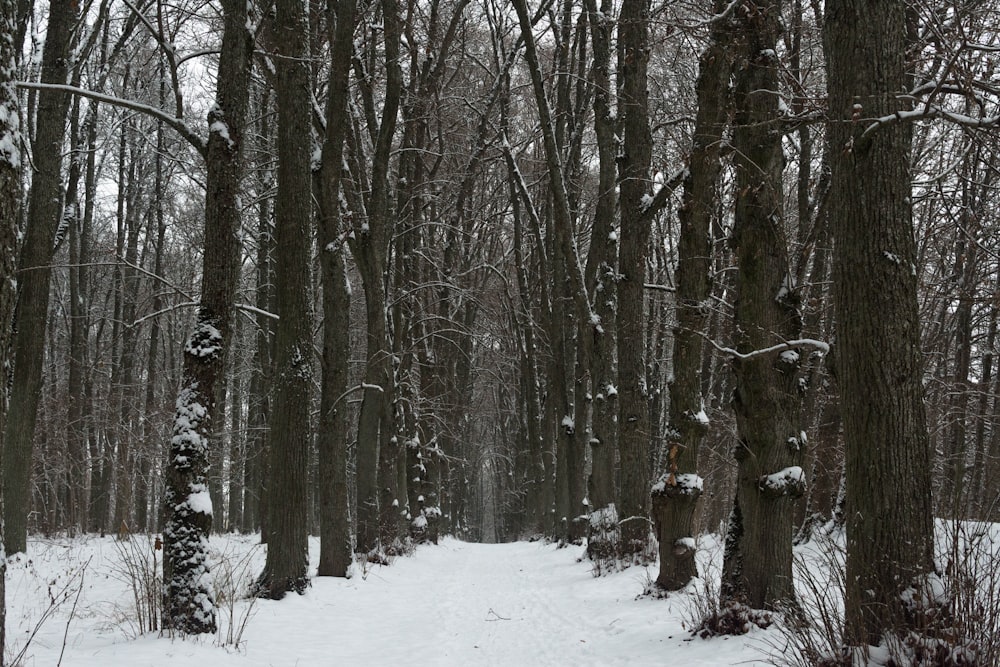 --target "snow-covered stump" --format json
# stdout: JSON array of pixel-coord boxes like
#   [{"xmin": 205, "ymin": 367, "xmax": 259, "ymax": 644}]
[
  {"xmin": 650, "ymin": 473, "xmax": 703, "ymax": 589},
  {"xmin": 162, "ymin": 326, "xmax": 220, "ymax": 635}
]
